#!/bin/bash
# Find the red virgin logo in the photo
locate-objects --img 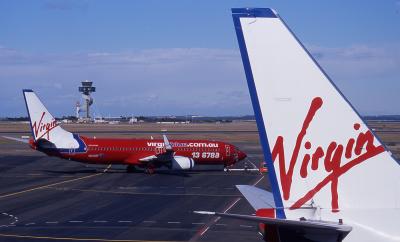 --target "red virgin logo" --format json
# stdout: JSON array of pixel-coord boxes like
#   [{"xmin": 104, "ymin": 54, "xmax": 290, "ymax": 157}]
[
  {"xmin": 271, "ymin": 97, "xmax": 385, "ymax": 212},
  {"xmin": 32, "ymin": 112, "xmax": 58, "ymax": 140}
]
